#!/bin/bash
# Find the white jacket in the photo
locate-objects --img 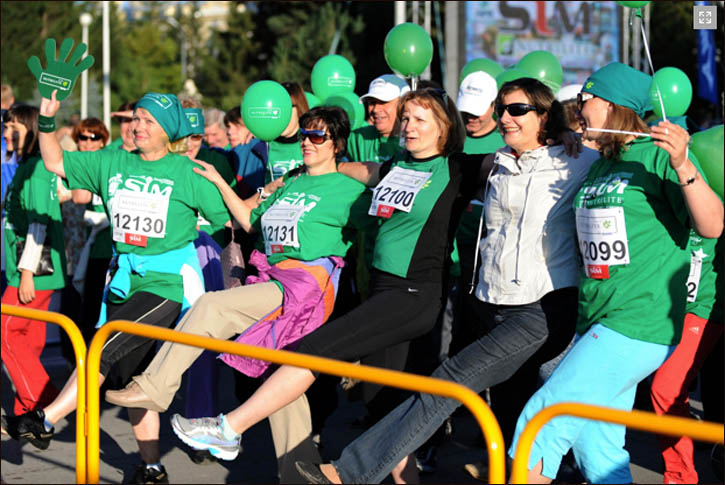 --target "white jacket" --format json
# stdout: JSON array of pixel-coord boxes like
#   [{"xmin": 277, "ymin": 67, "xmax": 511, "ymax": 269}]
[{"xmin": 475, "ymin": 145, "xmax": 599, "ymax": 305}]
